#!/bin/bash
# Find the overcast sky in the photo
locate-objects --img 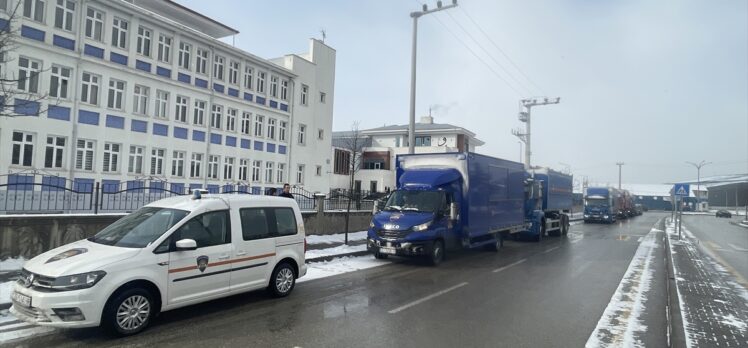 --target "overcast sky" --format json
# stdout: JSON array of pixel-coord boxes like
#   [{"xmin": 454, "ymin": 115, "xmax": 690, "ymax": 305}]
[{"xmin": 178, "ymin": 0, "xmax": 747, "ymax": 185}]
